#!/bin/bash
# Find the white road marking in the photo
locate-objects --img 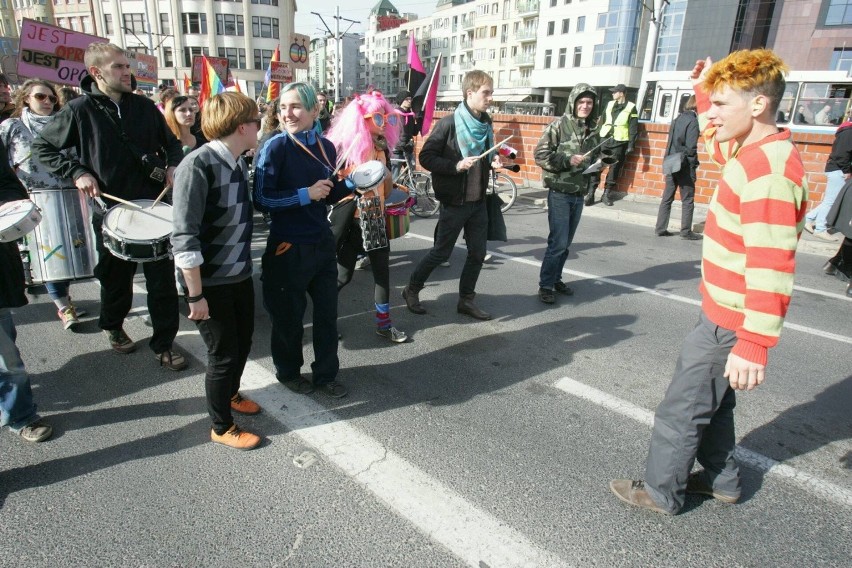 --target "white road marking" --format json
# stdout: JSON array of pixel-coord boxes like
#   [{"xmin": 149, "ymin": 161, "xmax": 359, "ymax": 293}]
[
  {"xmin": 406, "ymin": 233, "xmax": 852, "ymax": 344},
  {"xmin": 554, "ymin": 377, "xmax": 852, "ymax": 509}
]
